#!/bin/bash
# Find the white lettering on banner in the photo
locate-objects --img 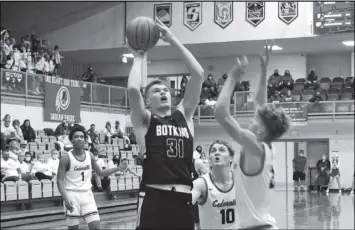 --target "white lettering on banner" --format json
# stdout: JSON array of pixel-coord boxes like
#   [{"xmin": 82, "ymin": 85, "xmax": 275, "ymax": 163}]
[
  {"xmin": 50, "ymin": 113, "xmax": 75, "ymax": 122},
  {"xmin": 4, "ymin": 71, "xmax": 22, "ymax": 79},
  {"xmin": 47, "ymin": 76, "xmax": 80, "ymax": 88}
]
